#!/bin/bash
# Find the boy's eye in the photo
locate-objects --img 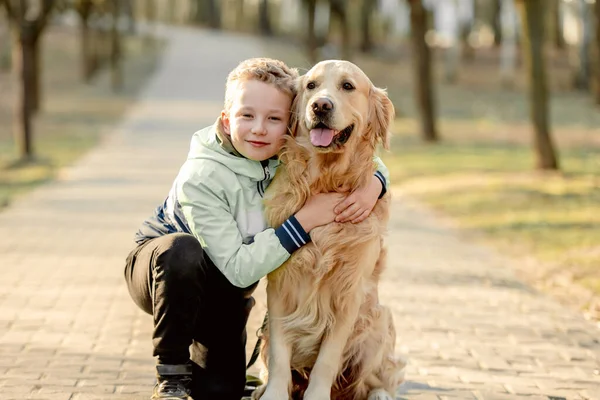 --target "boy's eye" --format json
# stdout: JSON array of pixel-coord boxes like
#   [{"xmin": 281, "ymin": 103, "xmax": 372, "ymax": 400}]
[
  {"xmin": 307, "ymin": 81, "xmax": 316, "ymax": 90},
  {"xmin": 242, "ymin": 114, "xmax": 253, "ymax": 118}
]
